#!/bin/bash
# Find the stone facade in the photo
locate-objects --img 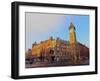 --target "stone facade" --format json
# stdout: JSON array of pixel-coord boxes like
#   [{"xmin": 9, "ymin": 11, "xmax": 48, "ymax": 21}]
[{"xmin": 26, "ymin": 22, "xmax": 89, "ymax": 64}]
